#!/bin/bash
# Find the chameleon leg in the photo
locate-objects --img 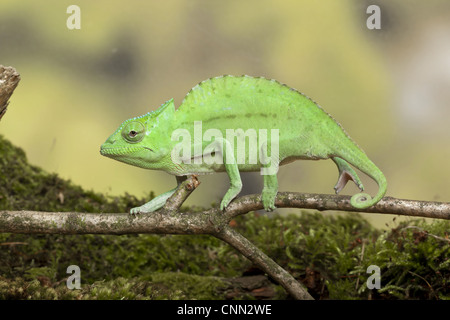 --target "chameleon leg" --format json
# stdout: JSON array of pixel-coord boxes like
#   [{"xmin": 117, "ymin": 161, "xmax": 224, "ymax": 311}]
[
  {"xmin": 332, "ymin": 157, "xmax": 364, "ymax": 193},
  {"xmin": 262, "ymin": 174, "xmax": 278, "ymax": 211},
  {"xmin": 219, "ymin": 138, "xmax": 242, "ymax": 210},
  {"xmin": 130, "ymin": 176, "xmax": 187, "ymax": 215},
  {"xmin": 260, "ymin": 140, "xmax": 279, "ymax": 211}
]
